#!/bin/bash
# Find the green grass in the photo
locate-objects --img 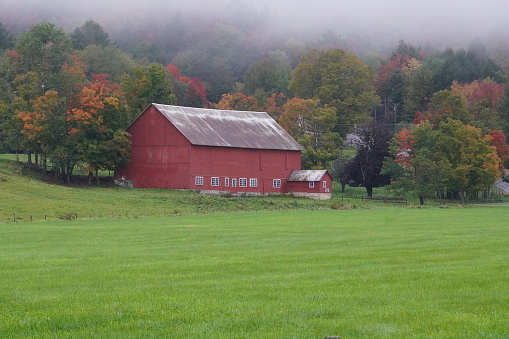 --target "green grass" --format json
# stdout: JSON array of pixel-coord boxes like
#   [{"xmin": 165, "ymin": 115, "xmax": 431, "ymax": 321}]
[
  {"xmin": 0, "ymin": 155, "xmax": 347, "ymax": 222},
  {"xmin": 1, "ymin": 208, "xmax": 508, "ymax": 338}
]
